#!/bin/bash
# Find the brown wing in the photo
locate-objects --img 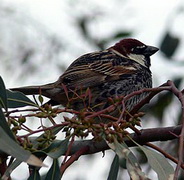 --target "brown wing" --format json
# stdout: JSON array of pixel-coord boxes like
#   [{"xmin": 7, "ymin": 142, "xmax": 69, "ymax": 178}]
[
  {"xmin": 54, "ymin": 50, "xmax": 137, "ymax": 89},
  {"xmin": 10, "ymin": 50, "xmax": 138, "ymax": 106}
]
